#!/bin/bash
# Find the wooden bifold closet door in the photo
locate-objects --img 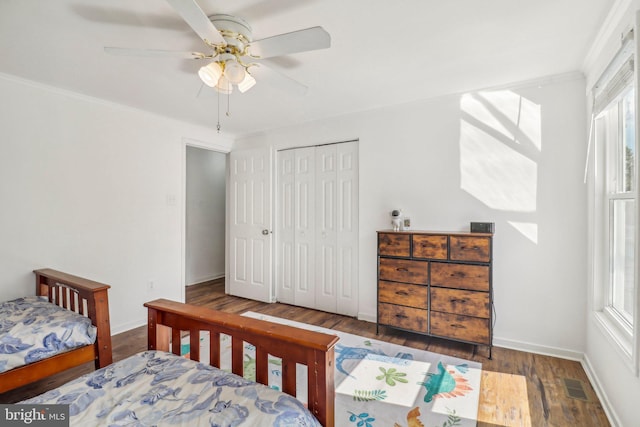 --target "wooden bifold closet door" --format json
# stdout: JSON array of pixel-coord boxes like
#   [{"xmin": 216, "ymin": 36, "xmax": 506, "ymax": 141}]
[{"xmin": 276, "ymin": 141, "xmax": 359, "ymax": 316}]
